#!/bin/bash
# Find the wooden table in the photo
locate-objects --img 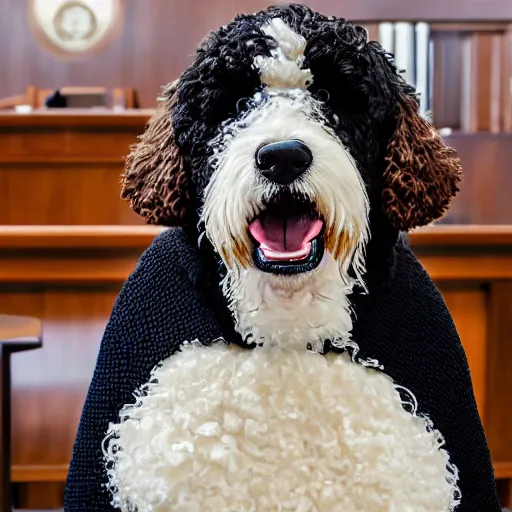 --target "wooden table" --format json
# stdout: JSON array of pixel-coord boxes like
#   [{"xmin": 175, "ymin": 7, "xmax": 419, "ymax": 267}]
[{"xmin": 0, "ymin": 316, "xmax": 42, "ymax": 512}]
